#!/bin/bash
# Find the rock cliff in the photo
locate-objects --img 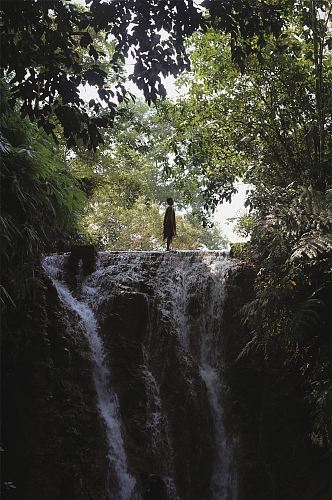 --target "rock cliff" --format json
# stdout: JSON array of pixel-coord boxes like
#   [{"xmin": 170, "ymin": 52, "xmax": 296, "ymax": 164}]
[{"xmin": 2, "ymin": 250, "xmax": 330, "ymax": 500}]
